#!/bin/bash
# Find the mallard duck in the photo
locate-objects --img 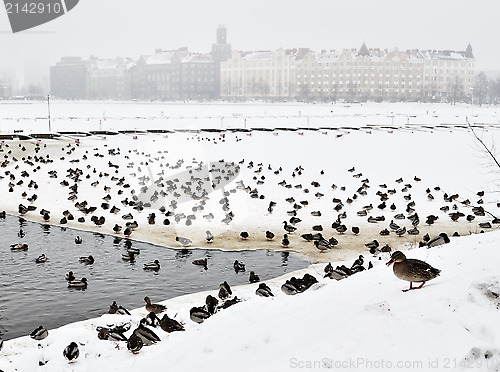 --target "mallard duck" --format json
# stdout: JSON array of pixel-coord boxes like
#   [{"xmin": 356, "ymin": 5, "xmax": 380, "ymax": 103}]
[
  {"xmin": 281, "ymin": 234, "xmax": 290, "ymax": 247},
  {"xmin": 239, "ymin": 231, "xmax": 249, "ymax": 240},
  {"xmin": 127, "ymin": 332, "xmax": 143, "ymax": 353},
  {"xmin": 74, "ymin": 236, "xmax": 83, "ymax": 244},
  {"xmin": 35, "ymin": 254, "xmax": 47, "ymax": 263},
  {"xmin": 65, "ymin": 271, "xmax": 75, "ymax": 281},
  {"xmin": 249, "ymin": 271, "xmax": 260, "ymax": 283},
  {"xmin": 30, "ymin": 325, "xmax": 48, "ymax": 340},
  {"xmin": 143, "ymin": 260, "xmax": 160, "ymax": 270},
  {"xmin": 190, "ymin": 306, "xmax": 211, "ymax": 323},
  {"xmin": 192, "ymin": 258, "xmax": 208, "ymax": 269},
  {"xmin": 68, "ymin": 277, "xmax": 88, "ymax": 289},
  {"xmin": 79, "ymin": 255, "xmax": 94, "ymax": 264},
  {"xmin": 63, "ymin": 342, "xmax": 79, "ymax": 362},
  {"xmin": 386, "ymin": 251, "xmax": 441, "ymax": 291},
  {"xmin": 265, "ymin": 230, "xmax": 275, "ymax": 240},
  {"xmin": 283, "ymin": 221, "xmax": 296, "ymax": 233},
  {"xmin": 160, "ymin": 313, "xmax": 185, "ymax": 333},
  {"xmin": 426, "ymin": 233, "xmax": 450, "ymax": 248},
  {"xmin": 205, "ymin": 230, "xmax": 214, "ymax": 243},
  {"xmin": 121, "ymin": 252, "xmax": 135, "ymax": 262},
  {"xmin": 97, "ymin": 326, "xmax": 128, "ymax": 342},
  {"xmin": 256, "ymin": 283, "xmax": 274, "ymax": 297},
  {"xmin": 108, "ymin": 301, "xmax": 131, "ymax": 315},
  {"xmin": 205, "ymin": 295, "xmax": 219, "ymax": 315},
  {"xmin": 144, "ymin": 312, "xmax": 161, "ymax": 328},
  {"xmin": 218, "ymin": 296, "xmax": 241, "ymax": 309},
  {"xmin": 133, "ymin": 319, "xmax": 161, "ymax": 345},
  {"xmin": 144, "ymin": 296, "xmax": 166, "ymax": 314},
  {"xmin": 233, "ymin": 260, "xmax": 245, "ymax": 273},
  {"xmin": 218, "ymin": 281, "xmax": 232, "ymax": 300}
]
